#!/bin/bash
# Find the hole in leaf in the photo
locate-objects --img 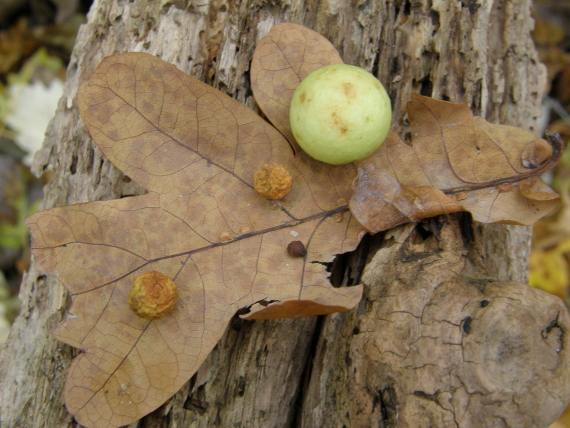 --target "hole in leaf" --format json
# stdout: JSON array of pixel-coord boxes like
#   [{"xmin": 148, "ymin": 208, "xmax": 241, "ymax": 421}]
[
  {"xmin": 324, "ymin": 232, "xmax": 384, "ymax": 288},
  {"xmin": 414, "ymin": 223, "xmax": 434, "ymax": 241}
]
